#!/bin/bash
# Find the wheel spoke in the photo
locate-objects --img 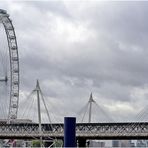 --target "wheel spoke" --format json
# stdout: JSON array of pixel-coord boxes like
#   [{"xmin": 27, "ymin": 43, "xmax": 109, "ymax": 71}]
[{"xmin": 0, "ymin": 76, "xmax": 7, "ymax": 82}]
